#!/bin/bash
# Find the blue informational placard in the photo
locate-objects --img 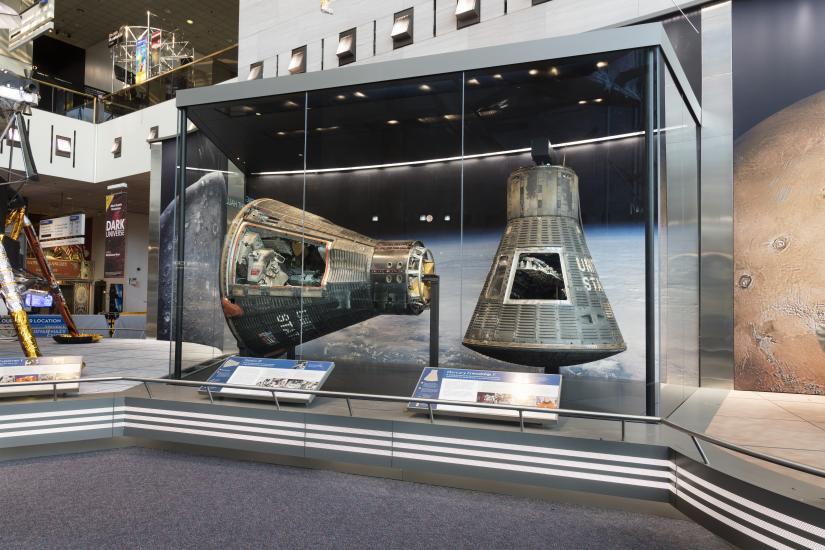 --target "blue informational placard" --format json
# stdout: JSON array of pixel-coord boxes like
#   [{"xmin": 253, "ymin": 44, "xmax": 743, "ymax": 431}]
[
  {"xmin": 409, "ymin": 368, "xmax": 562, "ymax": 422},
  {"xmin": 0, "ymin": 315, "xmax": 66, "ymax": 337},
  {"xmin": 200, "ymin": 356, "xmax": 334, "ymax": 404}
]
